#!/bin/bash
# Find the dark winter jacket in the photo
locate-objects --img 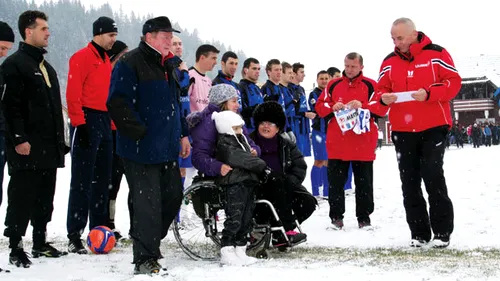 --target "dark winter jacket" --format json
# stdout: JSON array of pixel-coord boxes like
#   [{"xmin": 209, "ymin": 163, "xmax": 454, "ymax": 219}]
[
  {"xmin": 250, "ymin": 131, "xmax": 307, "ymax": 188},
  {"xmin": 262, "ymin": 80, "xmax": 285, "ymax": 107},
  {"xmin": 0, "ymin": 66, "xmax": 5, "ymax": 132},
  {"xmin": 187, "ymin": 103, "xmax": 261, "ymax": 177},
  {"xmin": 239, "ymin": 79, "xmax": 263, "ymax": 131},
  {"xmin": 472, "ymin": 126, "xmax": 481, "ymax": 139},
  {"xmin": 1, "ymin": 42, "xmax": 67, "ymax": 173},
  {"xmin": 107, "ymin": 41, "xmax": 188, "ymax": 164},
  {"xmin": 215, "ymin": 133, "xmax": 267, "ymax": 186},
  {"xmin": 308, "ymin": 87, "xmax": 327, "ymax": 133},
  {"xmin": 250, "ymin": 131, "xmax": 316, "ymax": 222},
  {"xmin": 176, "ymin": 68, "xmax": 191, "ymax": 119},
  {"xmin": 212, "ymin": 70, "xmax": 240, "ymax": 92}
]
